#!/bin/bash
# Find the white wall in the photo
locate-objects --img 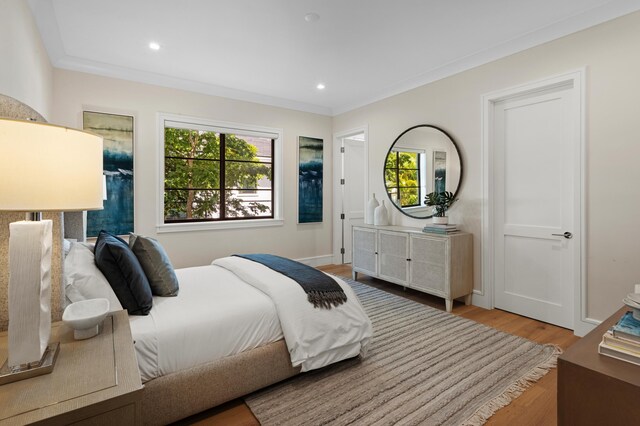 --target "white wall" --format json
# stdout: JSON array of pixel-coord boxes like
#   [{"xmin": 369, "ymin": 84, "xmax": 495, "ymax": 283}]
[
  {"xmin": 333, "ymin": 11, "xmax": 640, "ymax": 322},
  {"xmin": 52, "ymin": 70, "xmax": 333, "ymax": 268},
  {"xmin": 19, "ymin": 3, "xmax": 640, "ymax": 321},
  {"xmin": 0, "ymin": 0, "xmax": 52, "ymax": 119},
  {"xmin": 0, "ymin": 1, "xmax": 58, "ymax": 331}
]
